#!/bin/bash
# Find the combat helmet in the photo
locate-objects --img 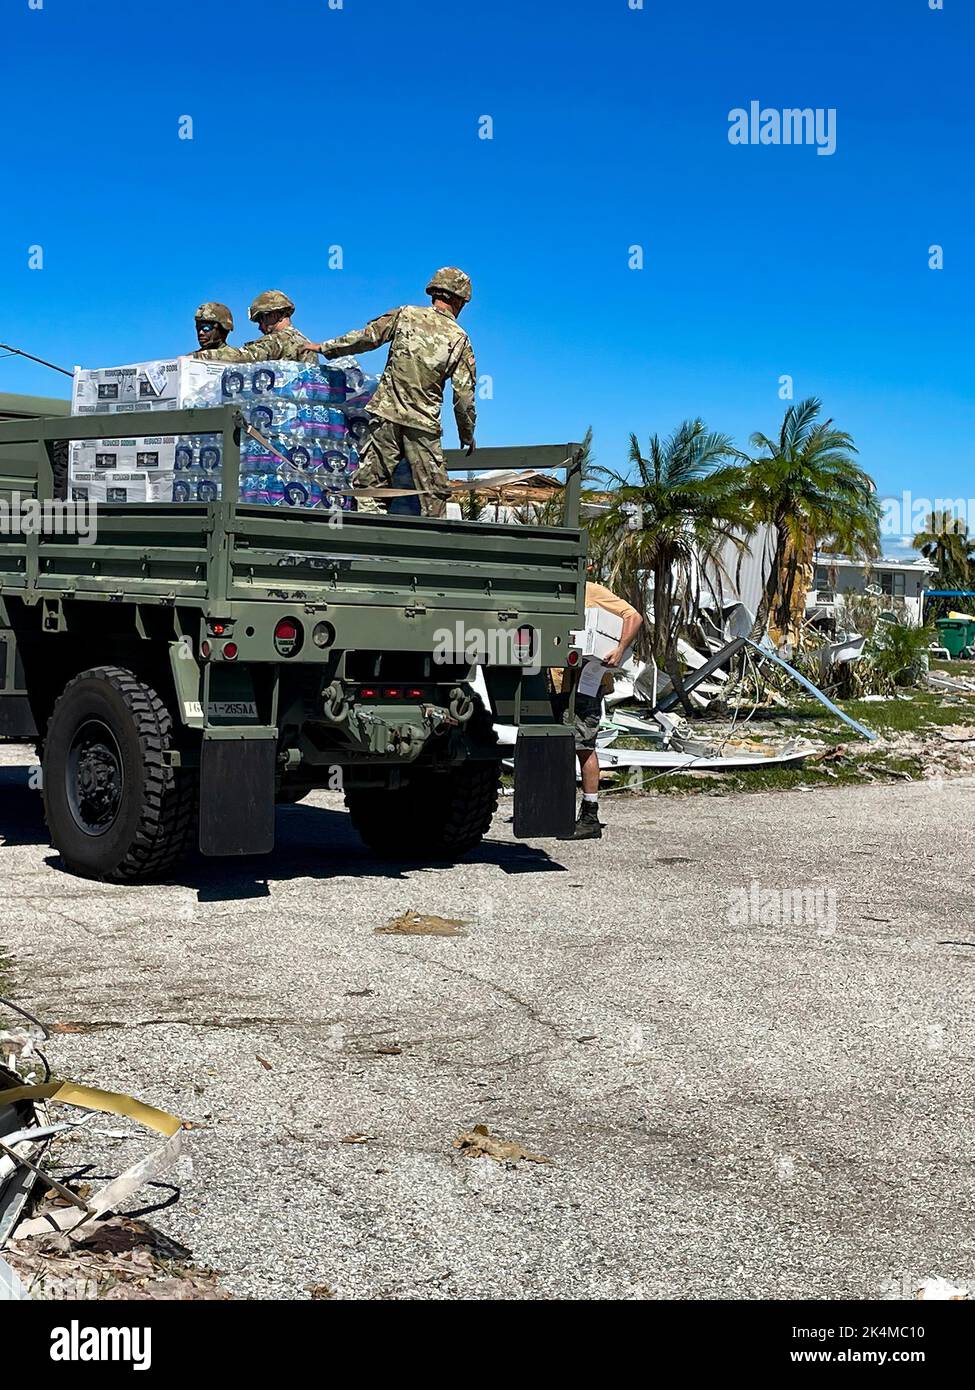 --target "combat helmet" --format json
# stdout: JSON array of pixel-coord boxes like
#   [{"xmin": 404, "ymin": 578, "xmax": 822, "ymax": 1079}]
[
  {"xmin": 194, "ymin": 302, "xmax": 234, "ymax": 332},
  {"xmin": 249, "ymin": 290, "xmax": 295, "ymax": 322},
  {"xmin": 426, "ymin": 267, "xmax": 472, "ymax": 304}
]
